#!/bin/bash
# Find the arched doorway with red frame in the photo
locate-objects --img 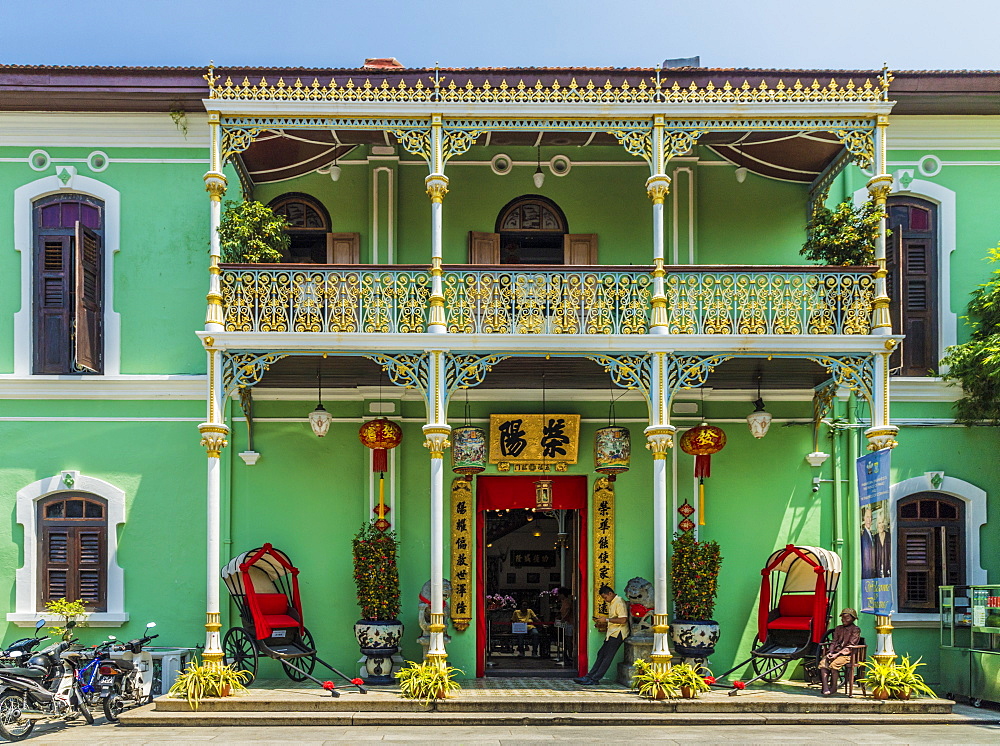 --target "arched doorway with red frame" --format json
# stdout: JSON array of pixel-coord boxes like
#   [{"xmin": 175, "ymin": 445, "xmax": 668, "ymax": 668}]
[{"xmin": 475, "ymin": 475, "xmax": 588, "ymax": 677}]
